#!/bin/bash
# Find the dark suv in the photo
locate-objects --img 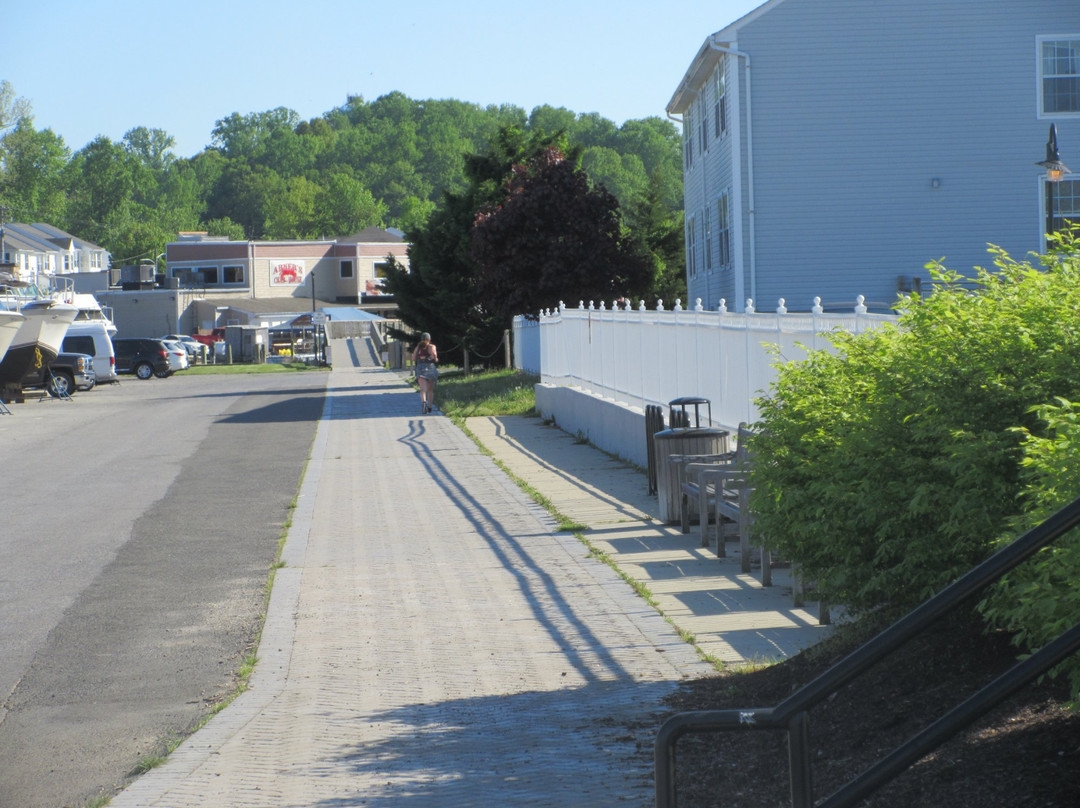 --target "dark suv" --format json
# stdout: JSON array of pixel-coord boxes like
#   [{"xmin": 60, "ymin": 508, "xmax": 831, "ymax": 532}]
[{"xmin": 112, "ymin": 337, "xmax": 172, "ymax": 380}]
